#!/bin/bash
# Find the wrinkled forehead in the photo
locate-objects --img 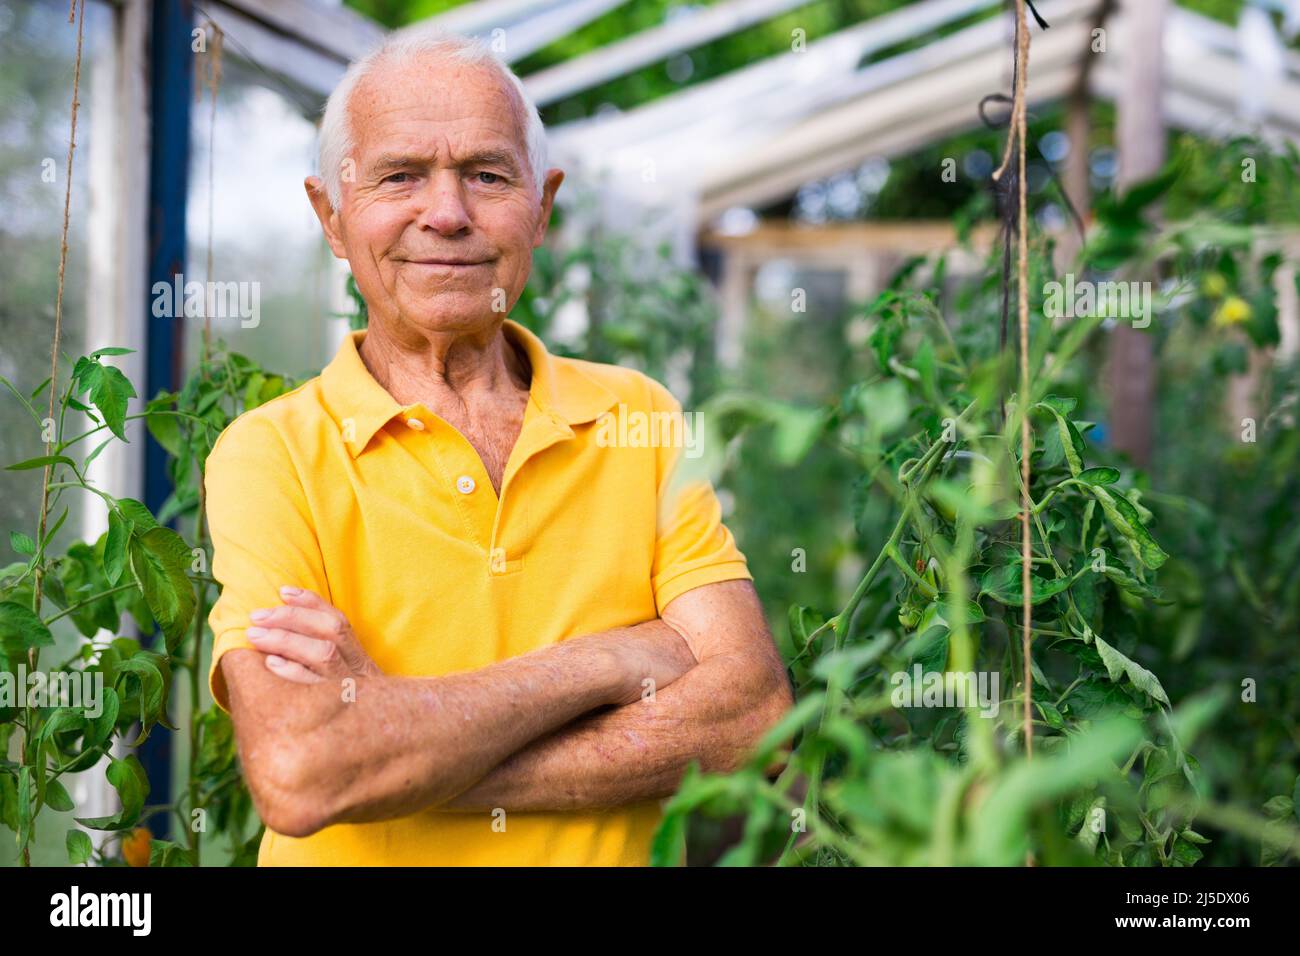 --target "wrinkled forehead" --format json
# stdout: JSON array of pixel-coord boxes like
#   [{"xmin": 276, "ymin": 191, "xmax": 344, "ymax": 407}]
[{"xmin": 348, "ymin": 54, "xmax": 528, "ymax": 156}]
